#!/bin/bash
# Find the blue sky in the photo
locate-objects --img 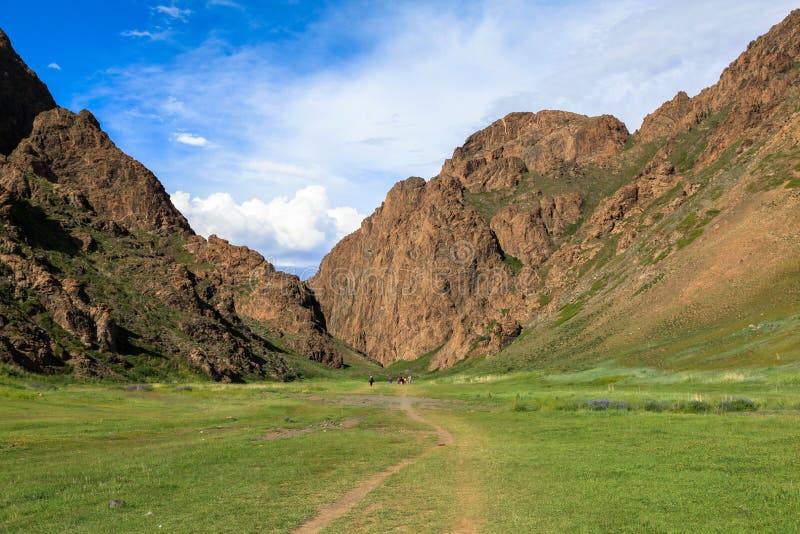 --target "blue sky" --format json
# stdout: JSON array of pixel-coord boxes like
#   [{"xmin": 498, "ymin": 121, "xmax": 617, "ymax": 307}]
[{"xmin": 2, "ymin": 1, "xmax": 797, "ymax": 272}]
